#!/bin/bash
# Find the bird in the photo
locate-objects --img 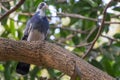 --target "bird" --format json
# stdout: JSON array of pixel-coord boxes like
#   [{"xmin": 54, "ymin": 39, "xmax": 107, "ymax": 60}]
[{"xmin": 16, "ymin": 2, "xmax": 49, "ymax": 75}]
